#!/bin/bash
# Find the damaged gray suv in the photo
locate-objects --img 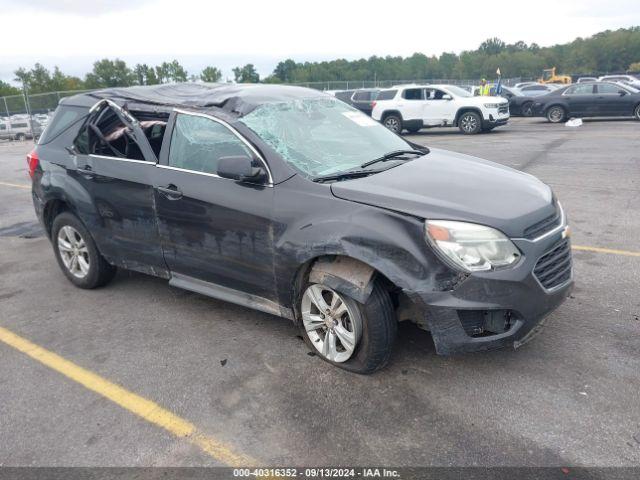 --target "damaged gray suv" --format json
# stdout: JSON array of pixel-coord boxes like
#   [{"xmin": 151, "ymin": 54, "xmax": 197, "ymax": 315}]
[{"xmin": 30, "ymin": 83, "xmax": 573, "ymax": 373}]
